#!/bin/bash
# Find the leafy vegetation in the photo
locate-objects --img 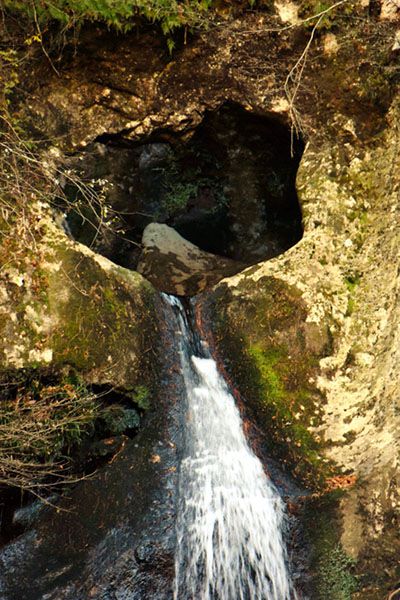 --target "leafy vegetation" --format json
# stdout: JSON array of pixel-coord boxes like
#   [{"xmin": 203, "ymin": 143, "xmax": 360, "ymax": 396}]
[
  {"xmin": 0, "ymin": 49, "xmax": 19, "ymax": 108},
  {"xmin": 1, "ymin": 0, "xmax": 276, "ymax": 52},
  {"xmin": 163, "ymin": 181, "xmax": 199, "ymax": 215},
  {"xmin": 305, "ymin": 493, "xmax": 359, "ymax": 600},
  {"xmin": 99, "ymin": 404, "xmax": 140, "ymax": 435},
  {"xmin": 0, "ymin": 368, "xmax": 148, "ymax": 492},
  {"xmin": 317, "ymin": 545, "xmax": 358, "ymax": 599},
  {"xmin": 161, "ymin": 149, "xmax": 229, "ymax": 218},
  {"xmin": 0, "ymin": 113, "xmax": 151, "ymax": 494},
  {"xmin": 129, "ymin": 385, "xmax": 151, "ymax": 410},
  {"xmin": 3, "ymin": 0, "xmax": 214, "ymax": 51}
]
